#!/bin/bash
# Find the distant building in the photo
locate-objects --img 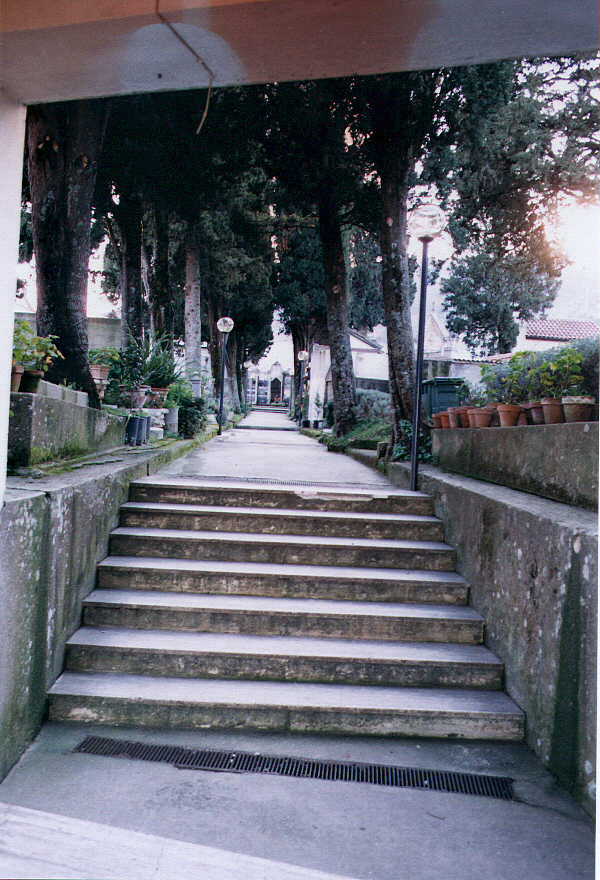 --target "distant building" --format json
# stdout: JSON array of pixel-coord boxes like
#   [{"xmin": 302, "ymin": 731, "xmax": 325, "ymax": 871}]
[
  {"xmin": 245, "ymin": 360, "xmax": 292, "ymax": 405},
  {"xmin": 513, "ymin": 318, "xmax": 599, "ymax": 352}
]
